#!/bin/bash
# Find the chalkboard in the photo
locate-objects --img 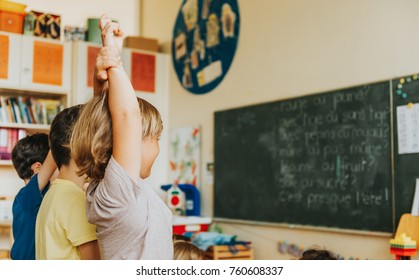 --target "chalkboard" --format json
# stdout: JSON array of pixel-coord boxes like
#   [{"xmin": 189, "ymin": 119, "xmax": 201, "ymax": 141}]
[
  {"xmin": 214, "ymin": 81, "xmax": 393, "ymax": 232},
  {"xmin": 392, "ymin": 74, "xmax": 419, "ymax": 229}
]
